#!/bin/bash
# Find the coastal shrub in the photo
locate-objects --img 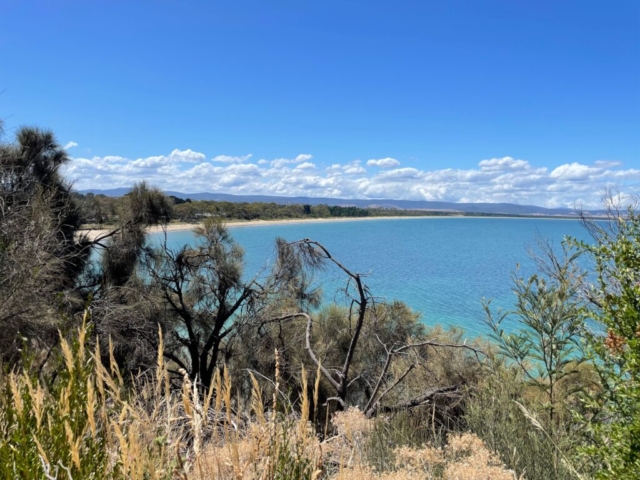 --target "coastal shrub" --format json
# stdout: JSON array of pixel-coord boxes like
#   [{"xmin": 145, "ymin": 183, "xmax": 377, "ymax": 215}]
[
  {"xmin": 0, "ymin": 128, "xmax": 175, "ymax": 372},
  {"xmin": 0, "ymin": 313, "xmax": 516, "ymax": 480},
  {"xmin": 233, "ymin": 302, "xmax": 484, "ymax": 427},
  {"xmin": 464, "ymin": 364, "xmax": 581, "ymax": 480},
  {"xmin": 484, "ymin": 242, "xmax": 587, "ymax": 428},
  {"xmin": 567, "ymin": 200, "xmax": 640, "ymax": 478},
  {"xmin": 0, "ymin": 127, "xmax": 86, "ymax": 364}
]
